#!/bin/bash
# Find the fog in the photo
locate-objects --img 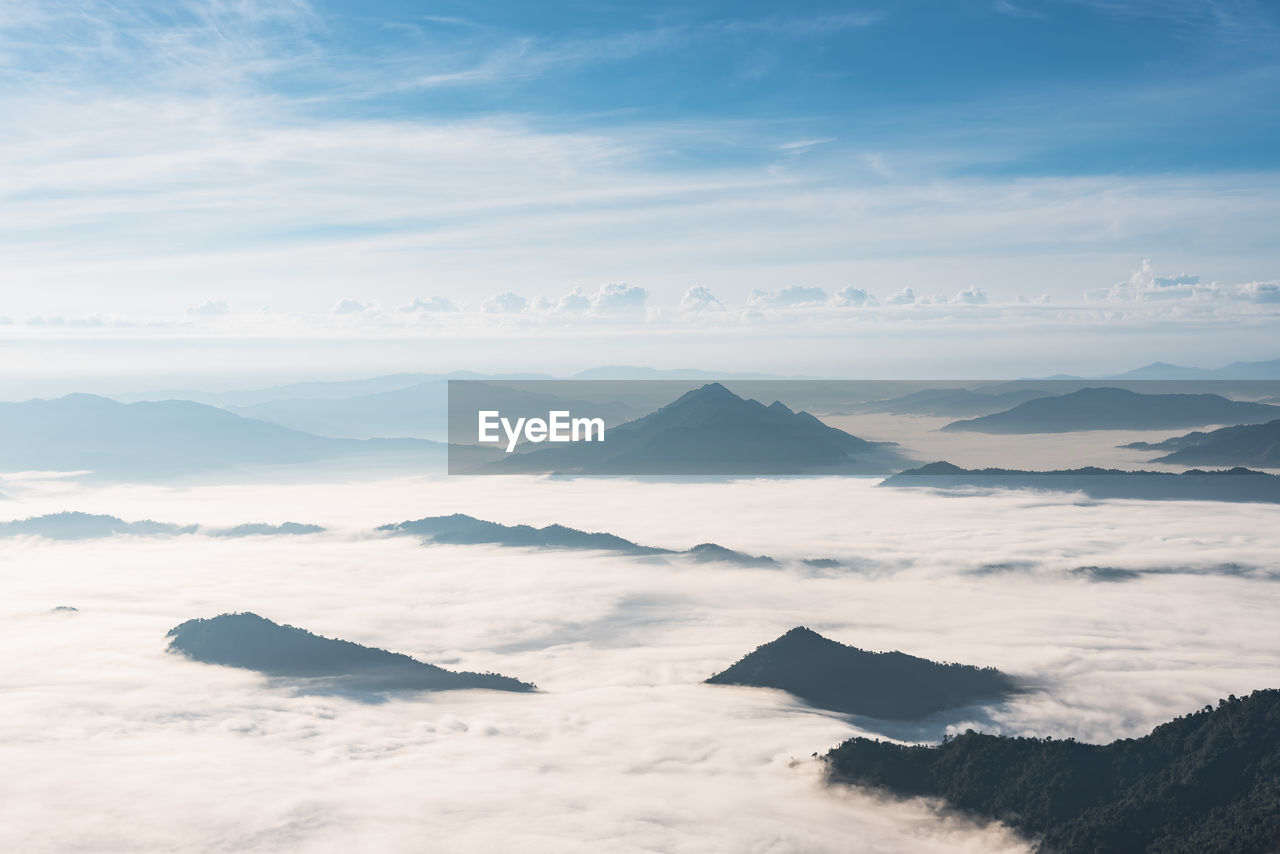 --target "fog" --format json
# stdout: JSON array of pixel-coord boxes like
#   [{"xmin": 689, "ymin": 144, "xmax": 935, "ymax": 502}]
[{"xmin": 2, "ymin": 474, "xmax": 1278, "ymax": 852}]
